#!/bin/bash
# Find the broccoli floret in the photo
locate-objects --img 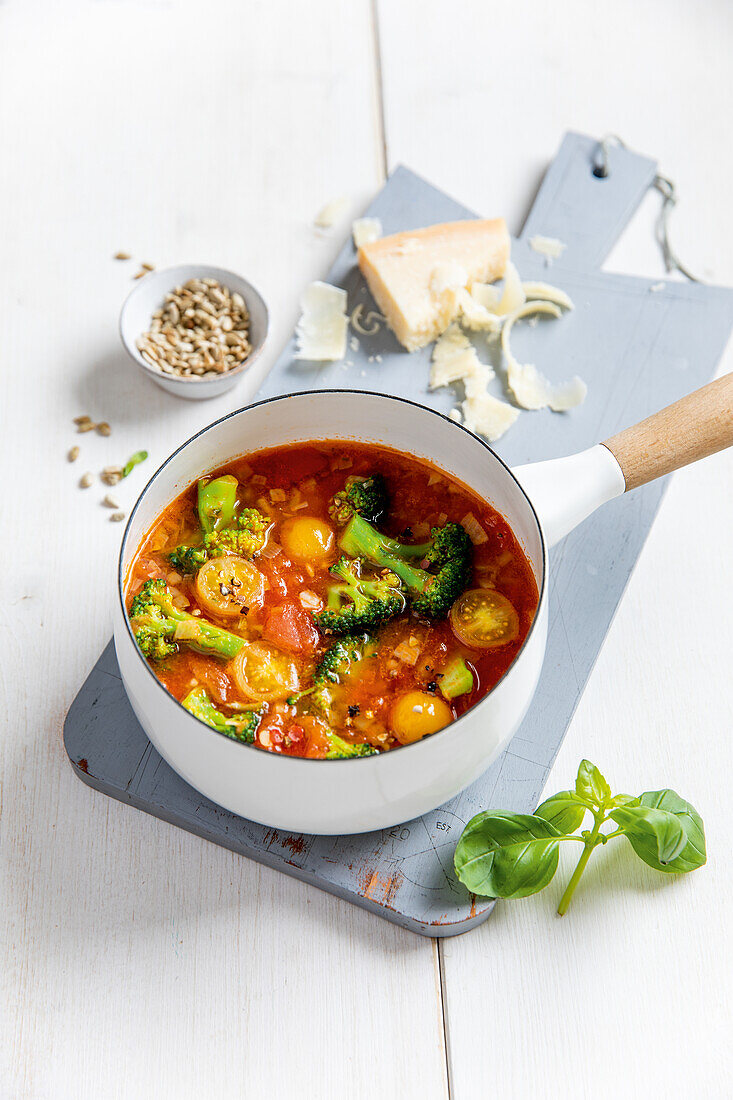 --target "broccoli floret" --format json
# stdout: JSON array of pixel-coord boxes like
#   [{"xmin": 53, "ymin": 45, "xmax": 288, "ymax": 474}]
[
  {"xmin": 129, "ymin": 579, "xmax": 245, "ymax": 661},
  {"xmin": 167, "ymin": 545, "xmax": 208, "ymax": 574},
  {"xmin": 288, "ymin": 634, "xmax": 370, "ymax": 707},
  {"xmin": 182, "ymin": 686, "xmax": 261, "ymax": 744},
  {"xmin": 326, "ymin": 731, "xmax": 377, "ymax": 759},
  {"xmin": 204, "ymin": 508, "xmax": 270, "ymax": 559},
  {"xmin": 339, "ymin": 514, "xmax": 472, "ymax": 619},
  {"xmin": 329, "ymin": 474, "xmax": 389, "ymax": 527},
  {"xmin": 167, "ymin": 508, "xmax": 269, "ymax": 574},
  {"xmin": 313, "ymin": 557, "xmax": 405, "ymax": 635}
]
